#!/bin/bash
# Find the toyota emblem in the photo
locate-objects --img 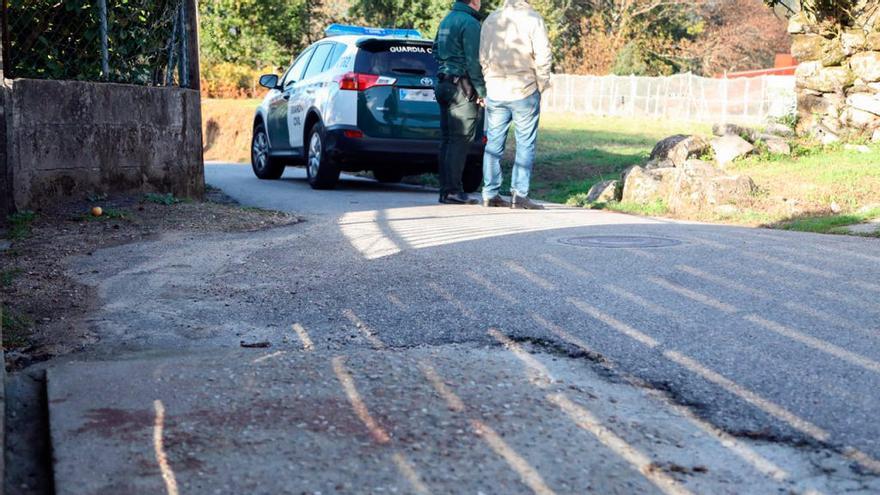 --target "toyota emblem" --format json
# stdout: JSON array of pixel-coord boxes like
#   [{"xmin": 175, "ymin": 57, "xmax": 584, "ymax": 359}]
[{"xmin": 421, "ymin": 77, "xmax": 433, "ymax": 87}]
